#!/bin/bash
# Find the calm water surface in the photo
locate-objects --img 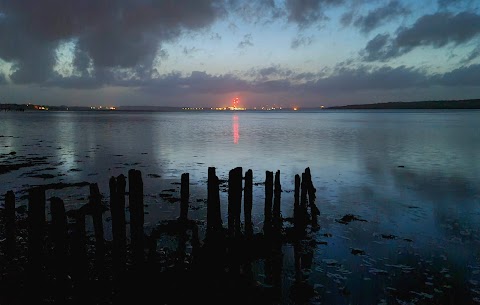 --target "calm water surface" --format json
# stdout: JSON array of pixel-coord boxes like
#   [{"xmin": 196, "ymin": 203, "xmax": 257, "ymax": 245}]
[{"xmin": 1, "ymin": 110, "xmax": 480, "ymax": 304}]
